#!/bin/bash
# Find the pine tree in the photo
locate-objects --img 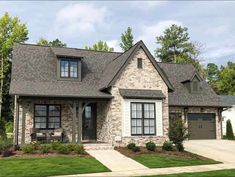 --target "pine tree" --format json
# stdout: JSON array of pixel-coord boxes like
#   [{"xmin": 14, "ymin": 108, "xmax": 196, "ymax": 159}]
[
  {"xmin": 226, "ymin": 119, "xmax": 234, "ymax": 140},
  {"xmin": 120, "ymin": 27, "xmax": 134, "ymax": 51}
]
